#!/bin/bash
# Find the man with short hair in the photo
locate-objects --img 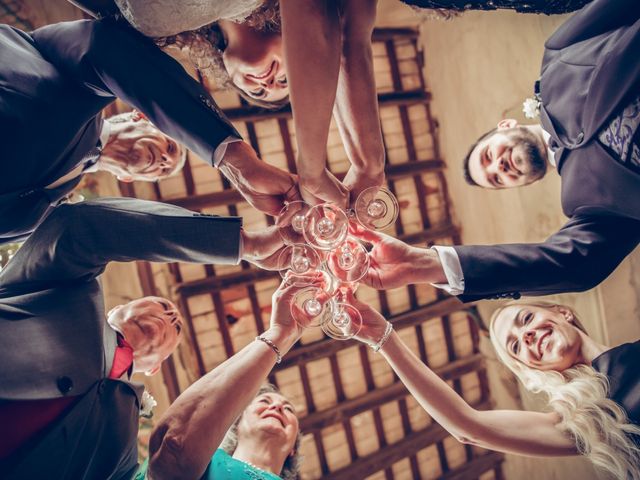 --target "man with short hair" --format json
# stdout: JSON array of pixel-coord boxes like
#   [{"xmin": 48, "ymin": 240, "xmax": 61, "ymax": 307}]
[
  {"xmin": 353, "ymin": 0, "xmax": 640, "ymax": 301},
  {"xmin": 461, "ymin": 119, "xmax": 549, "ymax": 188},
  {"xmin": 0, "ymin": 16, "xmax": 297, "ymax": 243},
  {"xmin": 0, "ymin": 197, "xmax": 286, "ymax": 479},
  {"xmin": 89, "ymin": 110, "xmax": 187, "ymax": 184}
]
